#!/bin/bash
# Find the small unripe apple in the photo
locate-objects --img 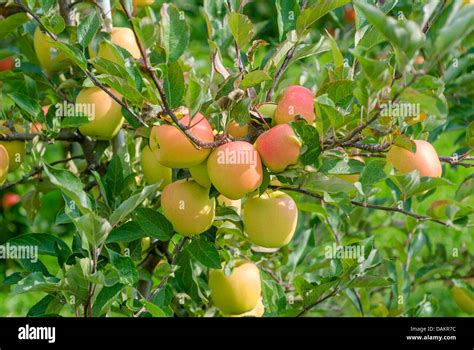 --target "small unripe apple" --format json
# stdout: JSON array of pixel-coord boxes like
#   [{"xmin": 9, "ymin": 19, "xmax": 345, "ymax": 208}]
[
  {"xmin": 134, "ymin": 0, "xmax": 155, "ymax": 6},
  {"xmin": 207, "ymin": 141, "xmax": 263, "ymax": 200},
  {"xmin": 0, "ymin": 57, "xmax": 14, "ymax": 71},
  {"xmin": 0, "ymin": 145, "xmax": 9, "ymax": 185},
  {"xmin": 243, "ymin": 191, "xmax": 298, "ymax": 248},
  {"xmin": 451, "ymin": 279, "xmax": 474, "ymax": 314},
  {"xmin": 33, "ymin": 27, "xmax": 68, "ymax": 71},
  {"xmin": 189, "ymin": 162, "xmax": 211, "ymax": 188},
  {"xmin": 217, "ymin": 195, "xmax": 241, "ymax": 215},
  {"xmin": 335, "ymin": 156, "xmax": 365, "ymax": 183},
  {"xmin": 150, "ymin": 113, "xmax": 214, "ymax": 168},
  {"xmin": 76, "ymin": 87, "xmax": 124, "ymax": 140},
  {"xmin": 161, "ymin": 179, "xmax": 215, "ymax": 237},
  {"xmin": 0, "ymin": 123, "xmax": 26, "ymax": 171},
  {"xmin": 2, "ymin": 192, "xmax": 21, "ymax": 208},
  {"xmin": 274, "ymin": 85, "xmax": 315, "ymax": 125},
  {"xmin": 386, "ymin": 140, "xmax": 442, "ymax": 177},
  {"xmin": 140, "ymin": 145, "xmax": 172, "ymax": 189},
  {"xmin": 92, "ymin": 27, "xmax": 142, "ymax": 63},
  {"xmin": 209, "ymin": 260, "xmax": 262, "ymax": 315},
  {"xmin": 257, "ymin": 102, "xmax": 277, "ymax": 119},
  {"xmin": 230, "ymin": 298, "xmax": 264, "ymax": 317},
  {"xmin": 226, "ymin": 121, "xmax": 249, "ymax": 139},
  {"xmin": 255, "ymin": 124, "xmax": 301, "ymax": 172}
]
